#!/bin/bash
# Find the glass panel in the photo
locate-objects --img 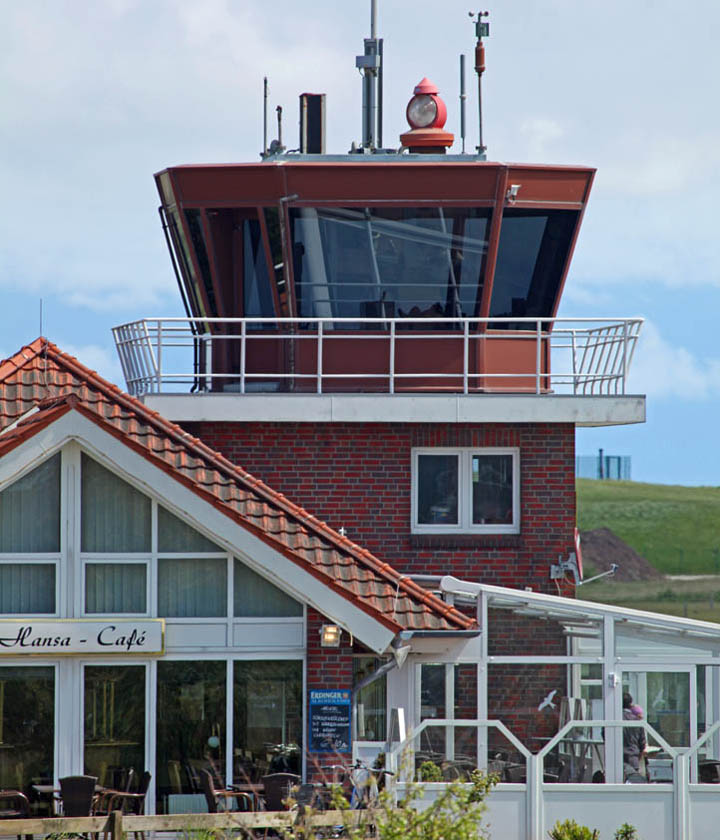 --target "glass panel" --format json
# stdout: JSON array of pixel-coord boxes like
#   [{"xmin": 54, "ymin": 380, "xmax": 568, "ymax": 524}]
[
  {"xmin": 419, "ymin": 664, "xmax": 446, "ymax": 762},
  {"xmin": 167, "ymin": 203, "xmax": 206, "ymax": 319},
  {"xmin": 291, "ymin": 207, "xmax": 490, "ymax": 328},
  {"xmin": 156, "ymin": 660, "xmax": 226, "ymax": 814},
  {"xmin": 488, "ymin": 663, "xmax": 603, "ymax": 782},
  {"xmin": 0, "ymin": 666, "xmax": 54, "ymax": 810},
  {"xmin": 158, "ymin": 558, "xmax": 227, "ymax": 618},
  {"xmin": 244, "ymin": 219, "xmax": 275, "ymax": 321},
  {"xmin": 453, "ymin": 664, "xmax": 478, "ymax": 778},
  {"xmin": 234, "ymin": 559, "xmax": 303, "ymax": 617},
  {"xmin": 233, "ymin": 661, "xmax": 303, "ymax": 784},
  {"xmin": 81, "ymin": 454, "xmax": 151, "ymax": 553},
  {"xmin": 696, "ymin": 666, "xmax": 720, "ymax": 779},
  {"xmin": 615, "ymin": 625, "xmax": 718, "ymax": 657},
  {"xmin": 353, "ymin": 657, "xmax": 387, "ymax": 742},
  {"xmin": 0, "ymin": 454, "xmax": 60, "ymax": 552},
  {"xmin": 84, "ymin": 665, "xmax": 145, "ymax": 788},
  {"xmin": 185, "ymin": 209, "xmax": 217, "ymax": 317},
  {"xmin": 417, "ymin": 454, "xmax": 458, "ymax": 525},
  {"xmin": 85, "ymin": 564, "xmax": 147, "ymax": 614},
  {"xmin": 622, "ymin": 671, "xmax": 690, "ymax": 749},
  {"xmin": 488, "ymin": 602, "xmax": 603, "ymax": 656},
  {"xmin": 471, "ymin": 454, "xmax": 514, "ymax": 525},
  {"xmin": 157, "ymin": 507, "xmax": 221, "ymax": 553},
  {"xmin": 0, "ymin": 564, "xmax": 55, "ymax": 613},
  {"xmin": 490, "ymin": 209, "xmax": 578, "ymax": 326}
]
